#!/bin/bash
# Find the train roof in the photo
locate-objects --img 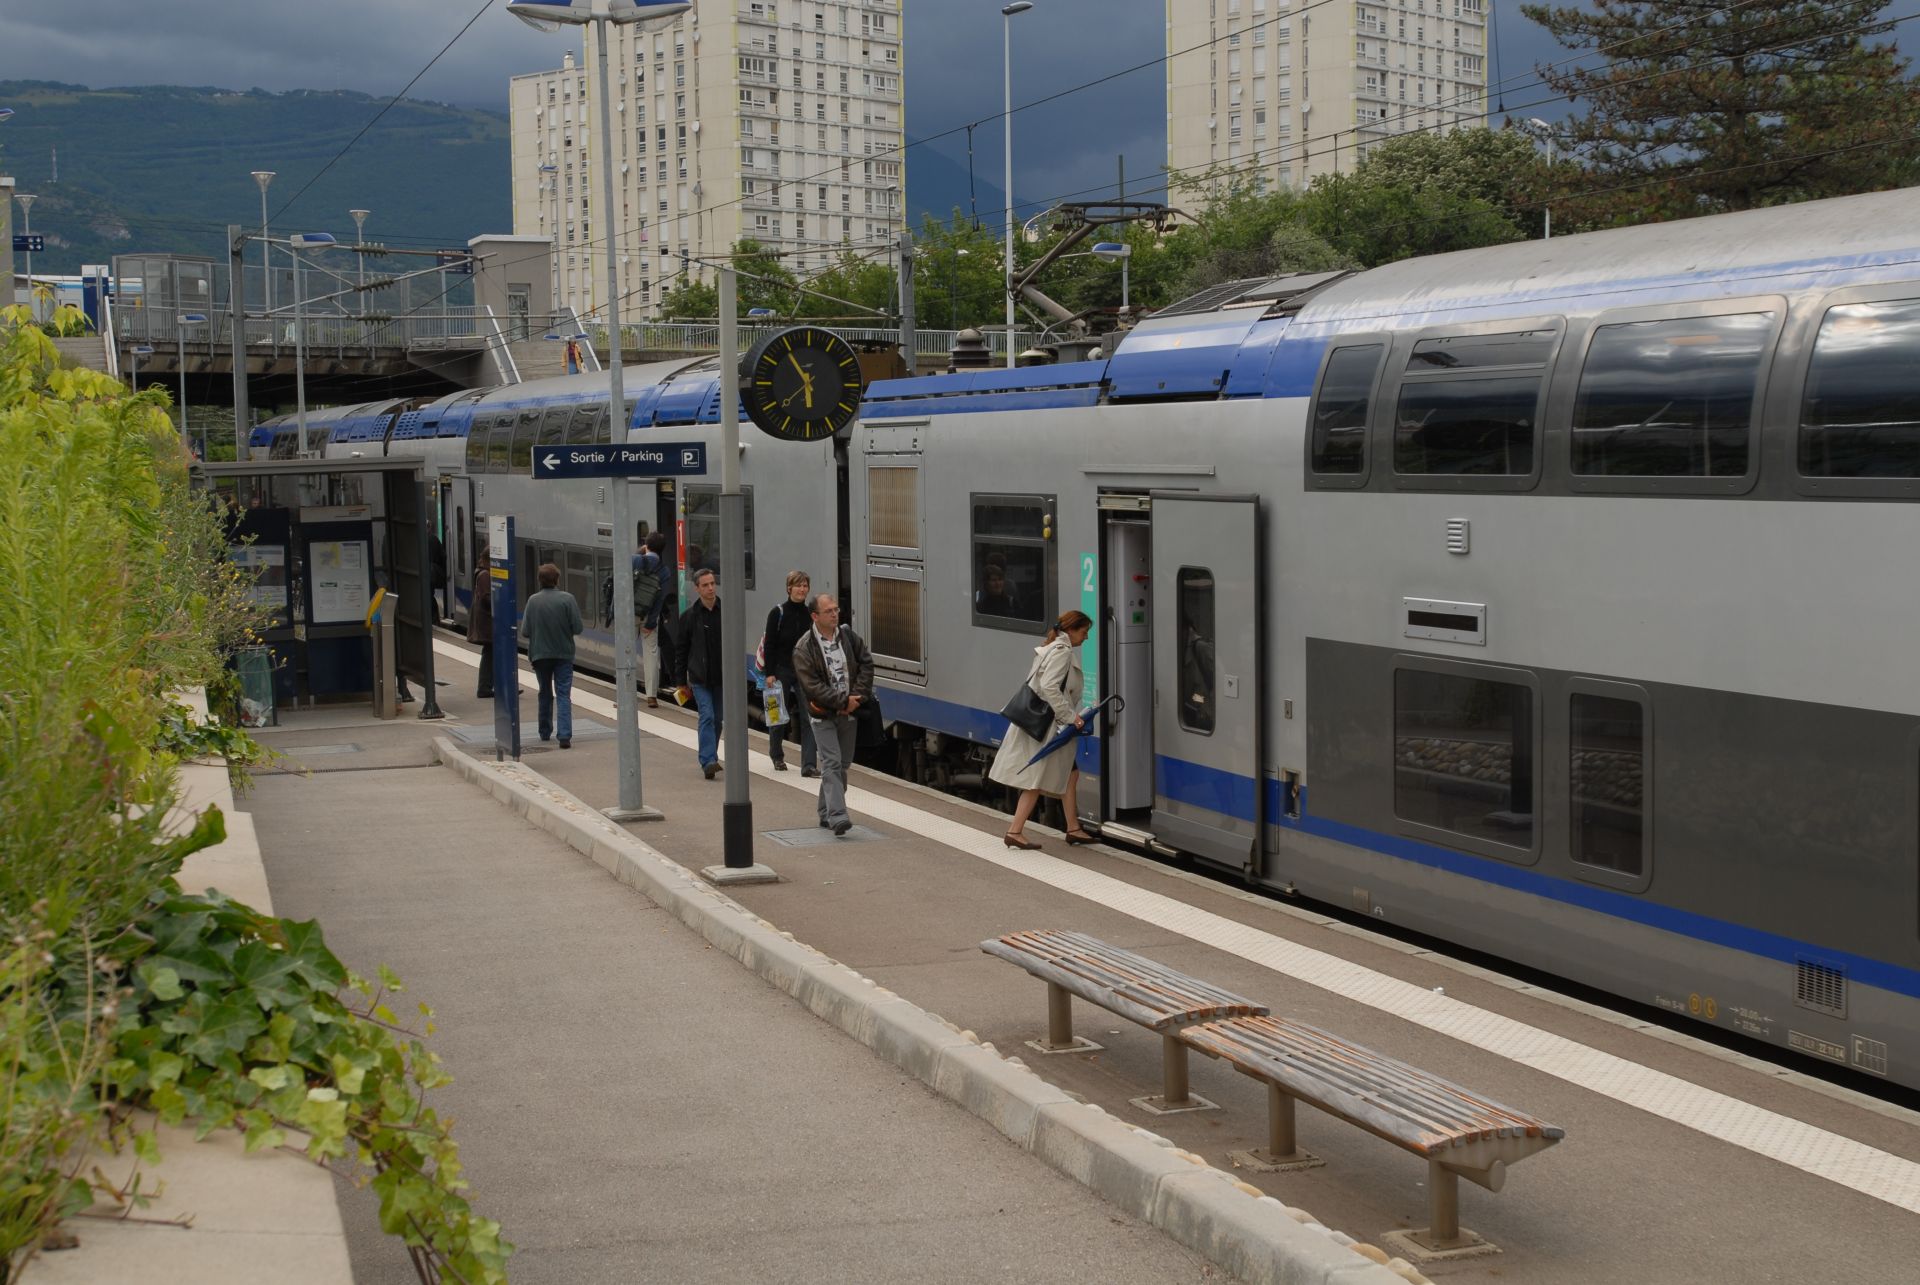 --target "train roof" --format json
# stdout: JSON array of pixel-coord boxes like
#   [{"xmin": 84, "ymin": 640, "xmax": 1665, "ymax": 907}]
[{"xmin": 863, "ymin": 186, "xmax": 1920, "ymax": 415}]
